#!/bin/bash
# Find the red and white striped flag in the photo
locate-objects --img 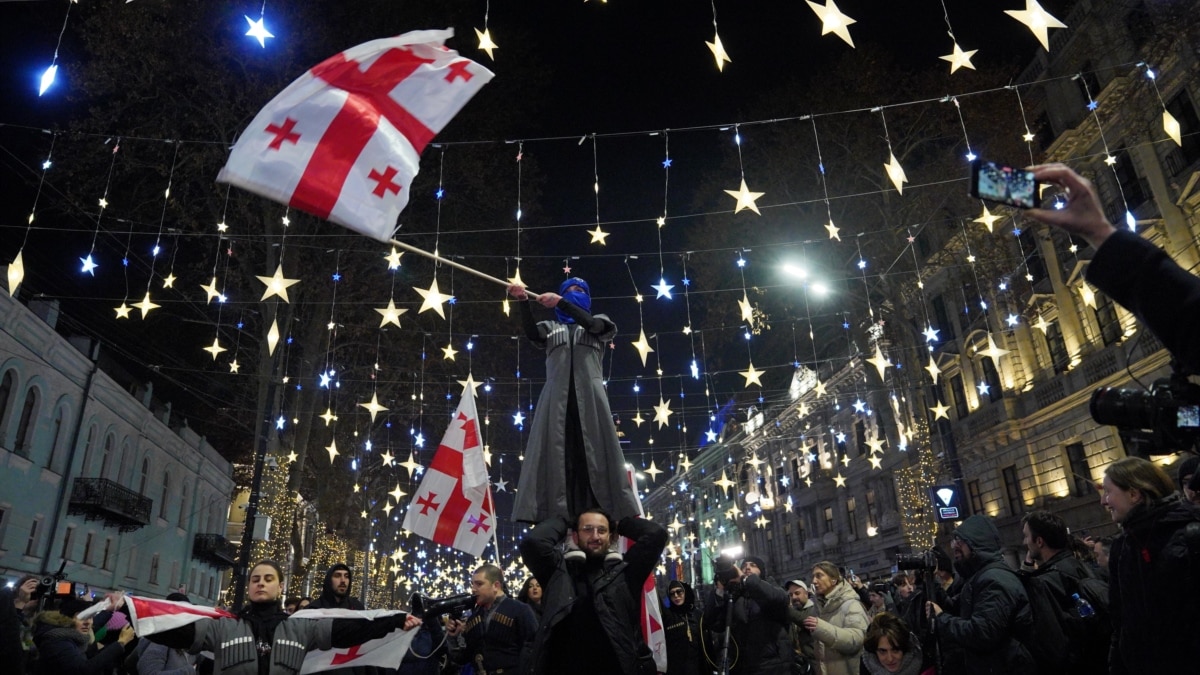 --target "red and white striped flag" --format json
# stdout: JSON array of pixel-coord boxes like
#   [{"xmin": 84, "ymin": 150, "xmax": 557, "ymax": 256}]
[
  {"xmin": 619, "ymin": 468, "xmax": 667, "ymax": 673},
  {"xmin": 217, "ymin": 28, "xmax": 493, "ymax": 242},
  {"xmin": 125, "ymin": 595, "xmax": 236, "ymax": 636},
  {"xmin": 402, "ymin": 383, "xmax": 494, "ymax": 557}
]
